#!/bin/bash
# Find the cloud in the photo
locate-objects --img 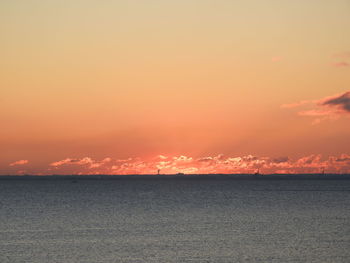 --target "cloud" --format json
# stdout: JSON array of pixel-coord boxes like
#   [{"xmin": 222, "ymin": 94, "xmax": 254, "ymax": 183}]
[
  {"xmin": 334, "ymin": 62, "xmax": 349, "ymax": 67},
  {"xmin": 9, "ymin": 160, "xmax": 29, "ymax": 166},
  {"xmin": 272, "ymin": 157, "xmax": 289, "ymax": 163},
  {"xmin": 50, "ymin": 158, "xmax": 90, "ymax": 167},
  {"xmin": 296, "ymin": 154, "xmax": 321, "ymax": 166},
  {"xmin": 281, "ymin": 100, "xmax": 311, "ymax": 109},
  {"xmin": 50, "ymin": 157, "xmax": 111, "ymax": 169},
  {"xmin": 322, "ymin": 91, "xmax": 350, "ymax": 112},
  {"xmin": 157, "ymin": 155, "xmax": 168, "ymax": 160},
  {"xmin": 332, "ymin": 52, "xmax": 350, "ymax": 67},
  {"xmin": 47, "ymin": 154, "xmax": 350, "ymax": 175},
  {"xmin": 283, "ymin": 91, "xmax": 350, "ymax": 123},
  {"xmin": 298, "ymin": 109, "xmax": 334, "ymax": 117},
  {"xmin": 271, "ymin": 56, "xmax": 283, "ymax": 62},
  {"xmin": 334, "ymin": 154, "xmax": 350, "ymax": 162}
]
